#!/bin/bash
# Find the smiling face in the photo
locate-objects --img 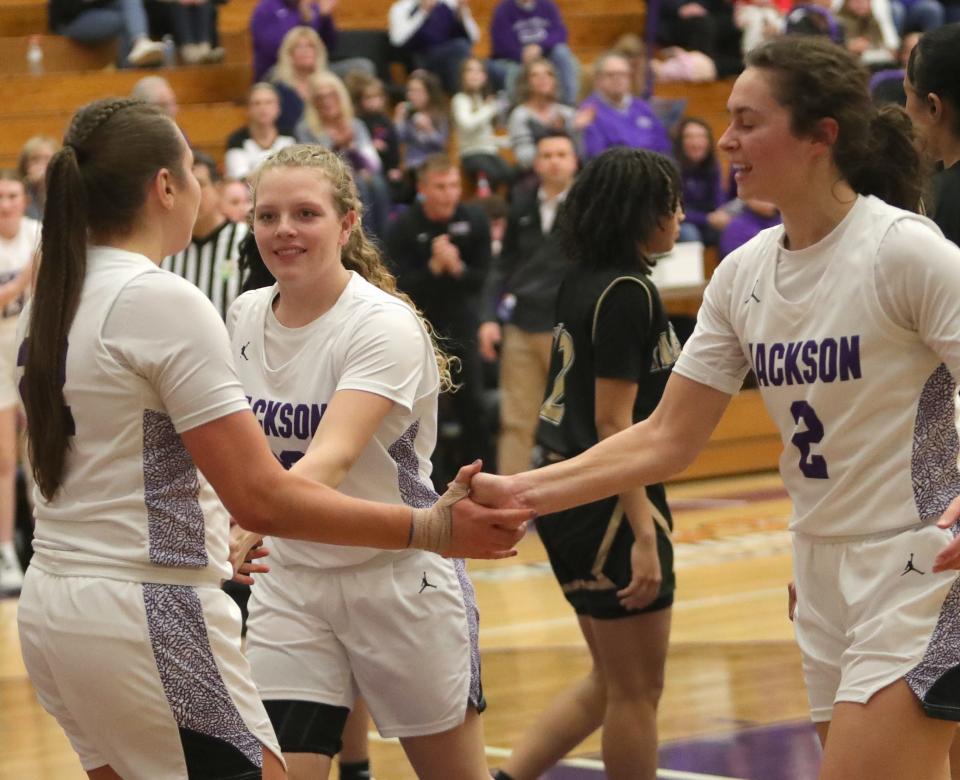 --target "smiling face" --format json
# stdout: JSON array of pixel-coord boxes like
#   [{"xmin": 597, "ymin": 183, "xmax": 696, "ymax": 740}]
[
  {"xmin": 291, "ymin": 36, "xmax": 318, "ymax": 72},
  {"xmin": 248, "ymin": 87, "xmax": 280, "ymax": 128},
  {"xmin": 462, "ymin": 58, "xmax": 487, "ymax": 92},
  {"xmin": 717, "ymin": 67, "xmax": 816, "ymax": 207},
  {"xmin": 681, "ymin": 122, "xmax": 711, "ymax": 164},
  {"xmin": 595, "ymin": 54, "xmax": 632, "ymax": 104},
  {"xmin": 252, "ymin": 166, "xmax": 355, "ymax": 286},
  {"xmin": 407, "ymin": 78, "xmax": 429, "ymax": 111},
  {"xmin": 312, "ymin": 82, "xmax": 343, "ymax": 122},
  {"xmin": 0, "ymin": 178, "xmax": 26, "ymax": 239}
]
